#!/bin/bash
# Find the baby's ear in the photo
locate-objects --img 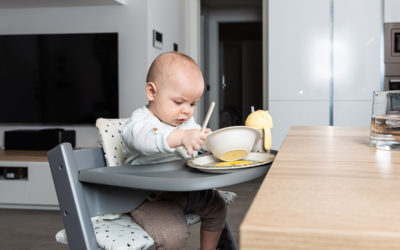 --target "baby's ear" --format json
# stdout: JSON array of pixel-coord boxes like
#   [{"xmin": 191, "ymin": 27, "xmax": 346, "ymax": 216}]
[{"xmin": 145, "ymin": 82, "xmax": 157, "ymax": 101}]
